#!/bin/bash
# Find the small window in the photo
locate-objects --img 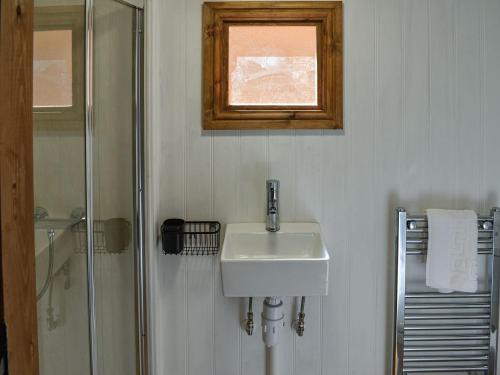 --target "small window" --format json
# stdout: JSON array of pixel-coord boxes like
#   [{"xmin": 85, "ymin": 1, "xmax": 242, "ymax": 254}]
[
  {"xmin": 203, "ymin": 1, "xmax": 343, "ymax": 130},
  {"xmin": 34, "ymin": 6, "xmax": 84, "ymax": 130},
  {"xmin": 228, "ymin": 25, "xmax": 318, "ymax": 107}
]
